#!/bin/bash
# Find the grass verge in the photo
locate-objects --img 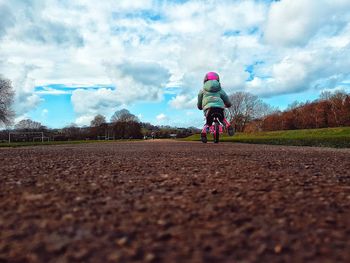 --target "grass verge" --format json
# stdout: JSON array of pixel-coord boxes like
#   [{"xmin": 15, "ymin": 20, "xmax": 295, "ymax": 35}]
[{"xmin": 182, "ymin": 127, "xmax": 350, "ymax": 148}]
